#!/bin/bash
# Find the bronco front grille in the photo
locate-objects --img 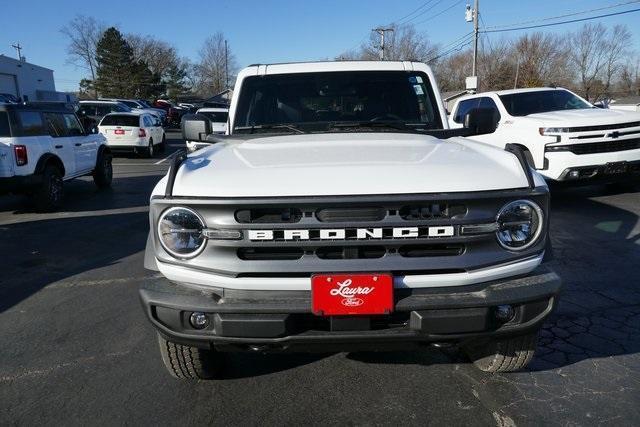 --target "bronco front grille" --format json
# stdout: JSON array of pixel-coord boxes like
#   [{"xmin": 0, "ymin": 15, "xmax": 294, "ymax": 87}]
[{"xmin": 152, "ymin": 189, "xmax": 549, "ymax": 277}]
